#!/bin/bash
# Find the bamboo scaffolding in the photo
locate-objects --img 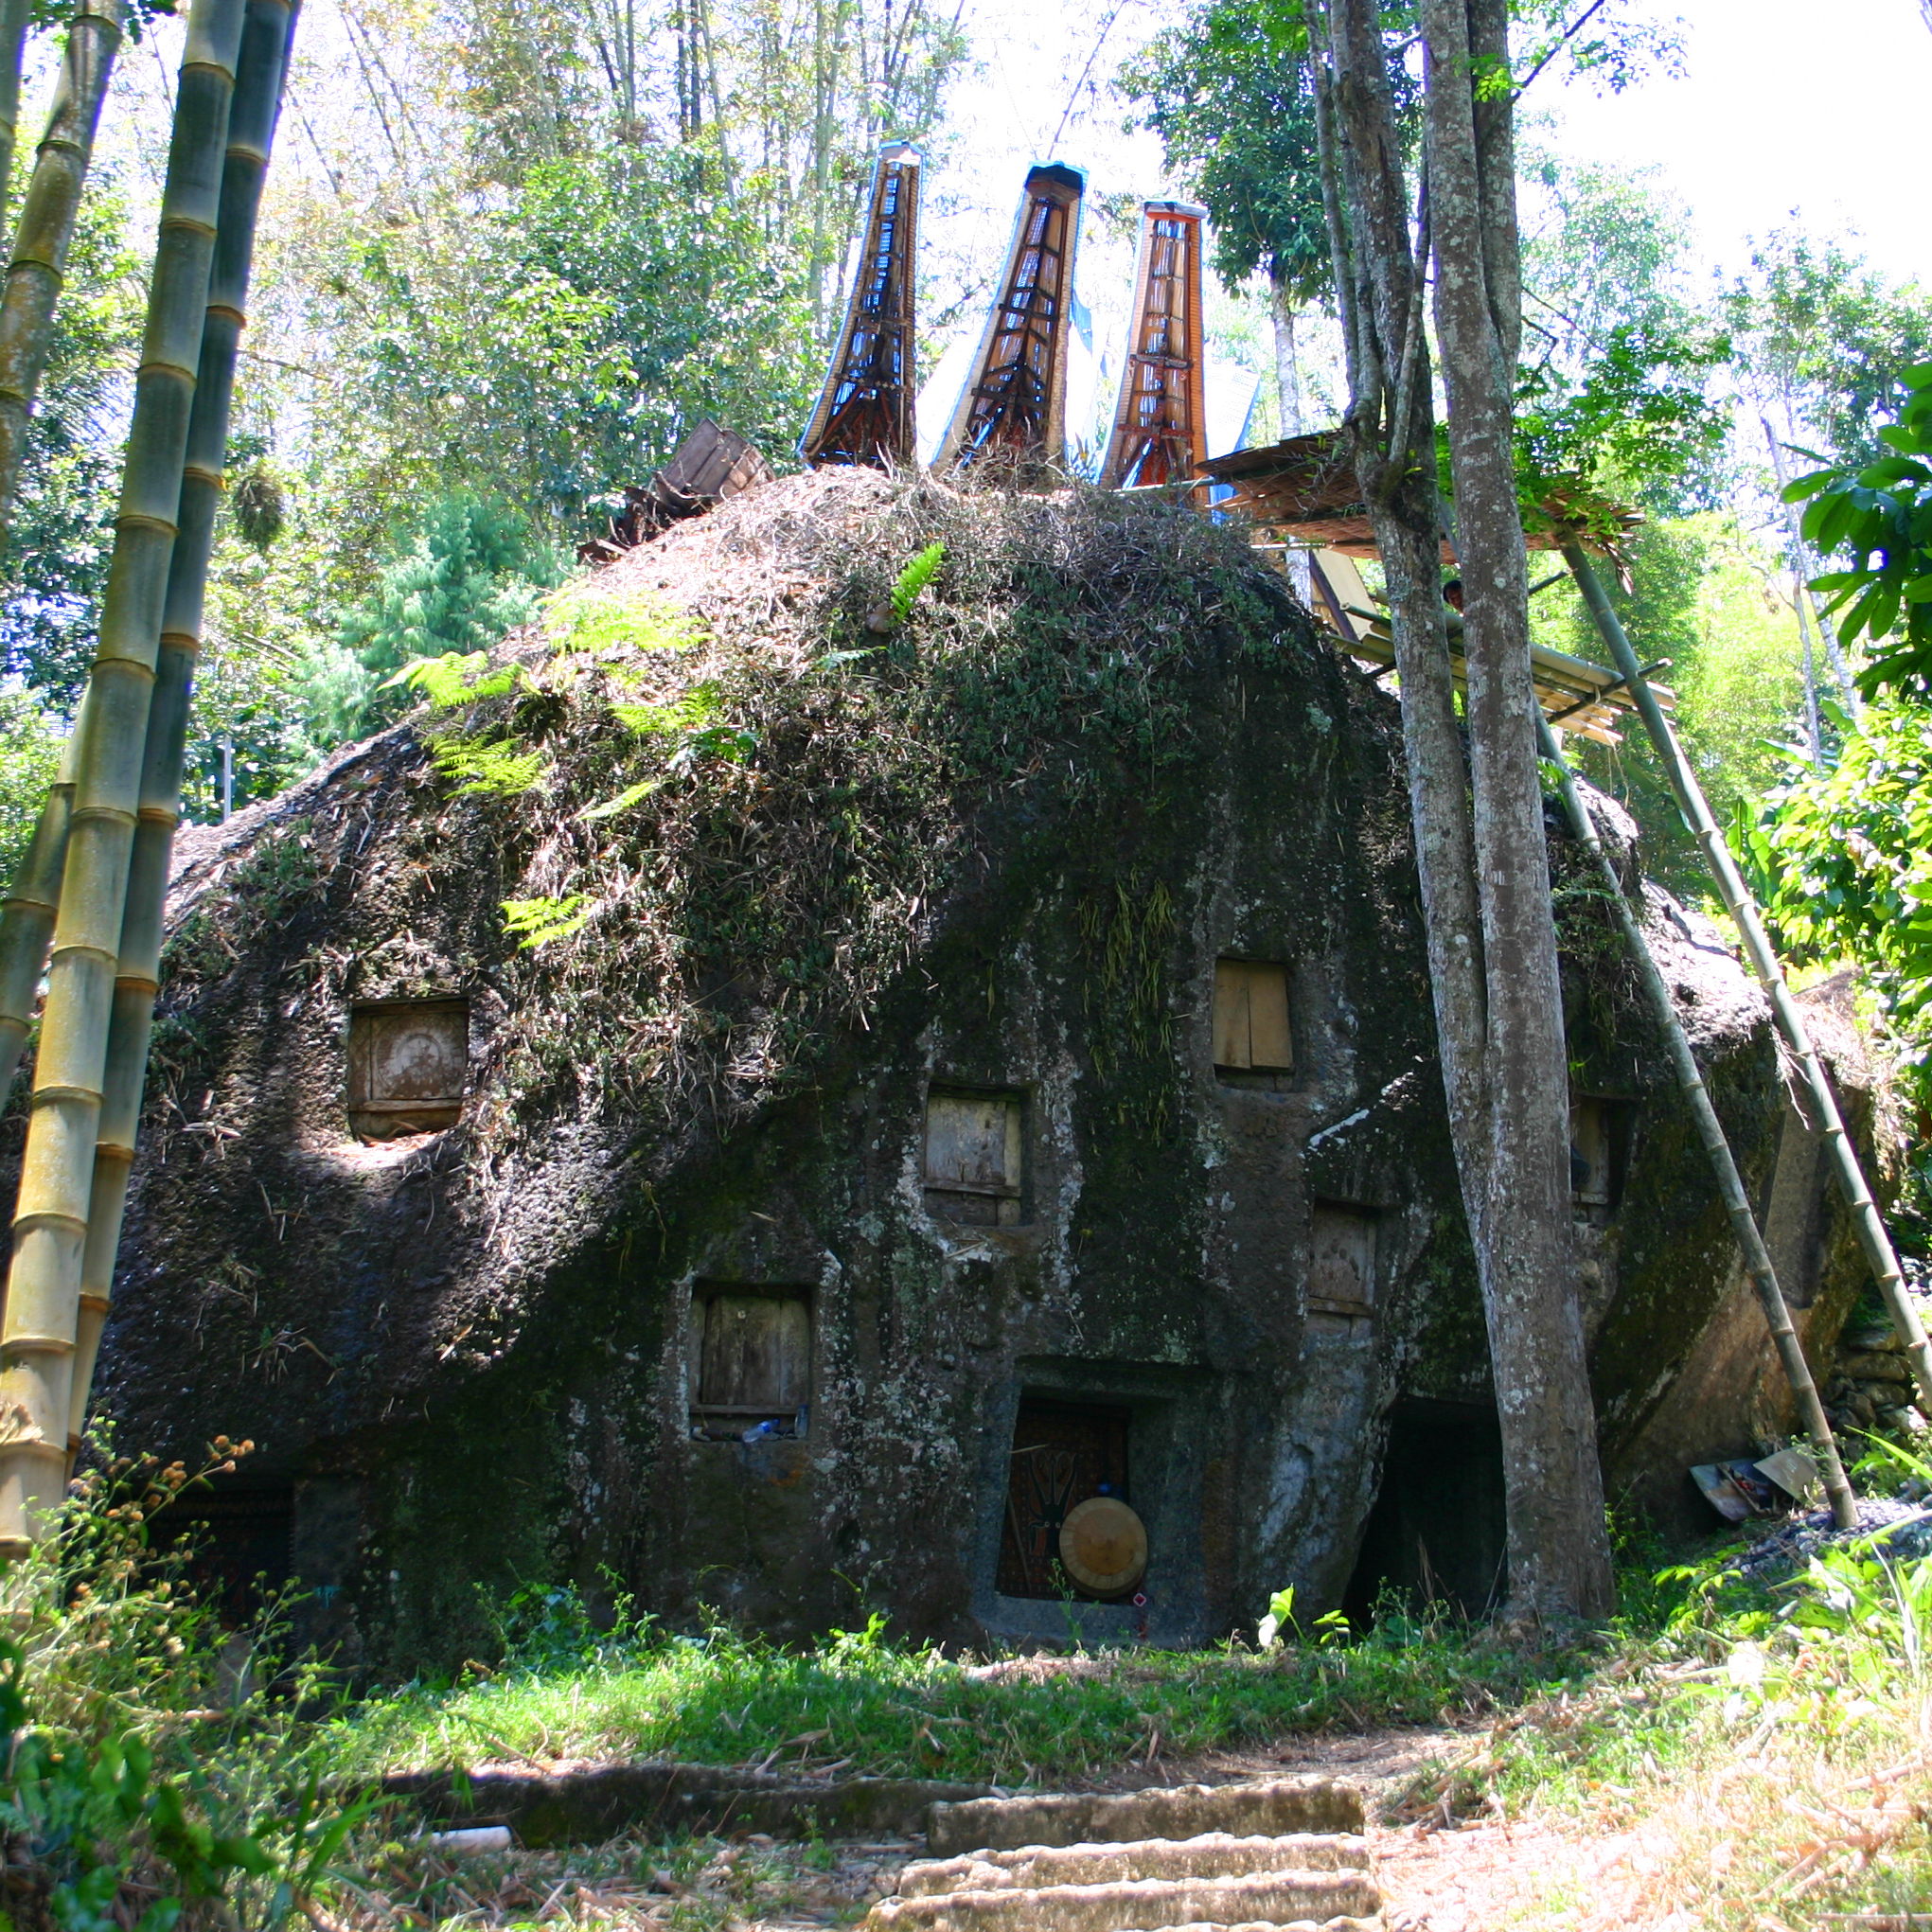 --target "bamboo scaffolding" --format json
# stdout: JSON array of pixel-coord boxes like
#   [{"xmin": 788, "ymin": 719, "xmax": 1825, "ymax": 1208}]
[
  {"xmin": 1537, "ymin": 712, "xmax": 1857, "ymax": 1528},
  {"xmin": 1561, "ymin": 541, "xmax": 1932, "ymax": 1418},
  {"xmin": 0, "ymin": 0, "xmax": 247, "ymax": 1554},
  {"xmin": 0, "ymin": 0, "xmax": 126, "ymax": 529},
  {"xmin": 69, "ymin": 0, "xmax": 296, "ymax": 1458}
]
